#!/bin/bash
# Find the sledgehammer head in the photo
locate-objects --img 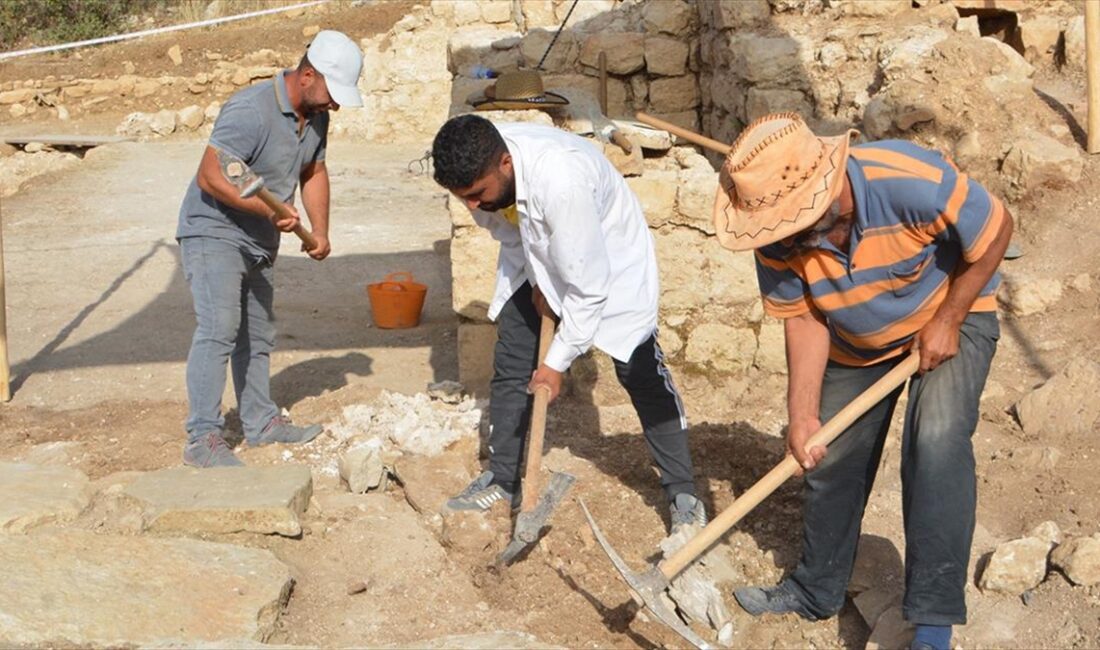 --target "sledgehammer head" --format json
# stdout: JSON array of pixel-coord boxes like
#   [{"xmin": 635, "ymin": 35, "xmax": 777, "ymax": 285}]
[
  {"xmin": 579, "ymin": 499, "xmax": 715, "ymax": 650},
  {"xmin": 217, "ymin": 148, "xmax": 265, "ymax": 199}
]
